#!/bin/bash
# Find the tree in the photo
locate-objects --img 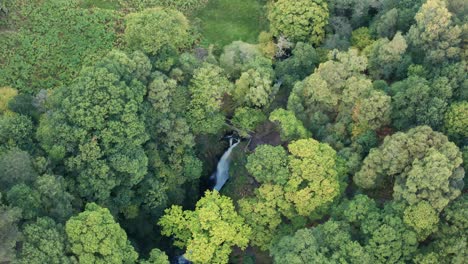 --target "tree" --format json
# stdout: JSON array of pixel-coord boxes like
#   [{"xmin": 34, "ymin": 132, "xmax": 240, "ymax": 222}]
[
  {"xmin": 37, "ymin": 50, "xmax": 150, "ymax": 211},
  {"xmin": 285, "ymin": 139, "xmax": 343, "ymax": 217},
  {"xmin": 274, "ymin": 42, "xmax": 319, "ymax": 87},
  {"xmin": 407, "ymin": 0, "xmax": 462, "ymax": 64},
  {"xmin": 65, "ymin": 203, "xmax": 138, "ymax": 263},
  {"xmin": 140, "ymin": 248, "xmax": 169, "ymax": 264},
  {"xmin": 0, "ymin": 196, "xmax": 21, "ymax": 263},
  {"xmin": 231, "ymin": 107, "xmax": 266, "ymax": 137},
  {"xmin": 18, "ymin": 217, "xmax": 71, "ymax": 264},
  {"xmin": 332, "ymin": 196, "xmax": 420, "ymax": 264},
  {"xmin": 403, "ymin": 201, "xmax": 439, "ymax": 240},
  {"xmin": 124, "ymin": 7, "xmax": 190, "ymax": 55},
  {"xmin": 219, "ymin": 41, "xmax": 270, "ymax": 79},
  {"xmin": 238, "ymin": 184, "xmax": 286, "ymax": 250},
  {"xmin": 246, "ymin": 145, "xmax": 289, "ymax": 184},
  {"xmin": 145, "ymin": 72, "xmax": 202, "ymax": 204},
  {"xmin": 35, "ymin": 174, "xmax": 74, "ymax": 222},
  {"xmin": 159, "ymin": 191, "xmax": 251, "ymax": 264},
  {"xmin": 0, "ymin": 86, "xmax": 17, "ymax": 114},
  {"xmin": 0, "ymin": 114, "xmax": 33, "ymax": 151},
  {"xmin": 269, "ymin": 108, "xmax": 310, "ymax": 142},
  {"xmin": 351, "ymin": 27, "xmax": 374, "ymax": 50},
  {"xmin": 288, "ymin": 50, "xmax": 391, "ymax": 152},
  {"xmin": 268, "ymin": 0, "xmax": 329, "ymax": 45},
  {"xmin": 0, "ymin": 148, "xmax": 37, "ymax": 192},
  {"xmin": 239, "ymin": 138, "xmax": 343, "ymax": 249},
  {"xmin": 6, "ymin": 184, "xmax": 41, "ymax": 220},
  {"xmin": 444, "ymin": 101, "xmax": 468, "ymax": 142},
  {"xmin": 355, "ymin": 126, "xmax": 464, "ymax": 213},
  {"xmin": 233, "ymin": 68, "xmax": 276, "ymax": 109},
  {"xmin": 391, "ymin": 76, "xmax": 452, "ymax": 130},
  {"xmin": 188, "ymin": 63, "xmax": 232, "ymax": 134},
  {"xmin": 368, "ymin": 32, "xmax": 408, "ymax": 80},
  {"xmin": 415, "ymin": 195, "xmax": 467, "ymax": 263},
  {"xmin": 362, "ymin": 203, "xmax": 419, "ymax": 264},
  {"xmin": 270, "ymin": 221, "xmax": 371, "ymax": 264}
]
